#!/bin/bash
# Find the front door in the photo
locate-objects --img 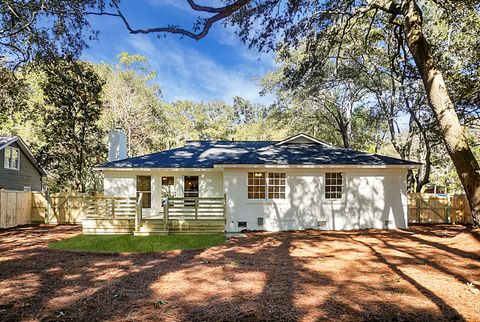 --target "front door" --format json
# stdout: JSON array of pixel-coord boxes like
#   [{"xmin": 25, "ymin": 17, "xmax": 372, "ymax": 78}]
[{"xmin": 184, "ymin": 176, "xmax": 199, "ymax": 198}]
